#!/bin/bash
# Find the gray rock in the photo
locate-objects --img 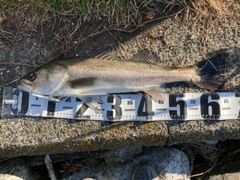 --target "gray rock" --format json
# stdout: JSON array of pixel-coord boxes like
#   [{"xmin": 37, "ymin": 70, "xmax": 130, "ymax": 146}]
[
  {"xmin": 208, "ymin": 173, "xmax": 240, "ymax": 180},
  {"xmin": 199, "ymin": 141, "xmax": 219, "ymax": 155},
  {"xmin": 101, "ymin": 146, "xmax": 142, "ymax": 164},
  {"xmin": 0, "ymin": 0, "xmax": 239, "ymax": 160},
  {"xmin": 0, "ymin": 158, "xmax": 42, "ymax": 180},
  {"xmin": 2, "ymin": 118, "xmax": 240, "ymax": 159},
  {"xmin": 63, "ymin": 146, "xmax": 190, "ymax": 180},
  {"xmin": 0, "ymin": 174, "xmax": 24, "ymax": 180}
]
